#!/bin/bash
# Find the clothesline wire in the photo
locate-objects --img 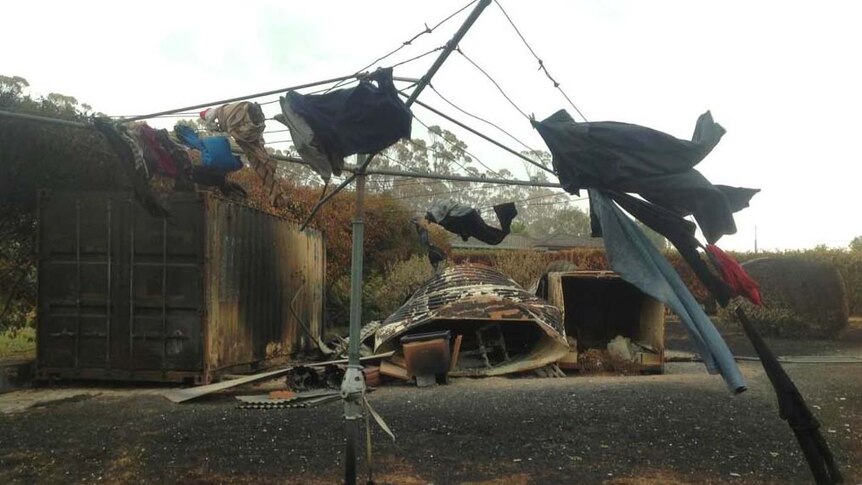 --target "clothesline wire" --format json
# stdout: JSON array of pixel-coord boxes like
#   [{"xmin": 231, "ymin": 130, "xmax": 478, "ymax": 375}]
[
  {"xmin": 403, "ymin": 94, "xmax": 554, "ymax": 174},
  {"xmin": 428, "ymin": 84, "xmax": 539, "ymax": 155},
  {"xmin": 388, "ymin": 45, "xmax": 447, "ymax": 70},
  {"xmin": 411, "ymin": 113, "xmax": 501, "ymax": 177},
  {"xmin": 377, "ymin": 191, "xmax": 585, "ymax": 214},
  {"xmin": 492, "ymin": 0, "xmax": 588, "ymax": 122},
  {"xmin": 324, "ymin": 0, "xmax": 479, "ymax": 94},
  {"xmin": 379, "ymin": 149, "xmax": 472, "ymax": 178},
  {"xmin": 455, "ymin": 48, "xmax": 530, "ymax": 120}
]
